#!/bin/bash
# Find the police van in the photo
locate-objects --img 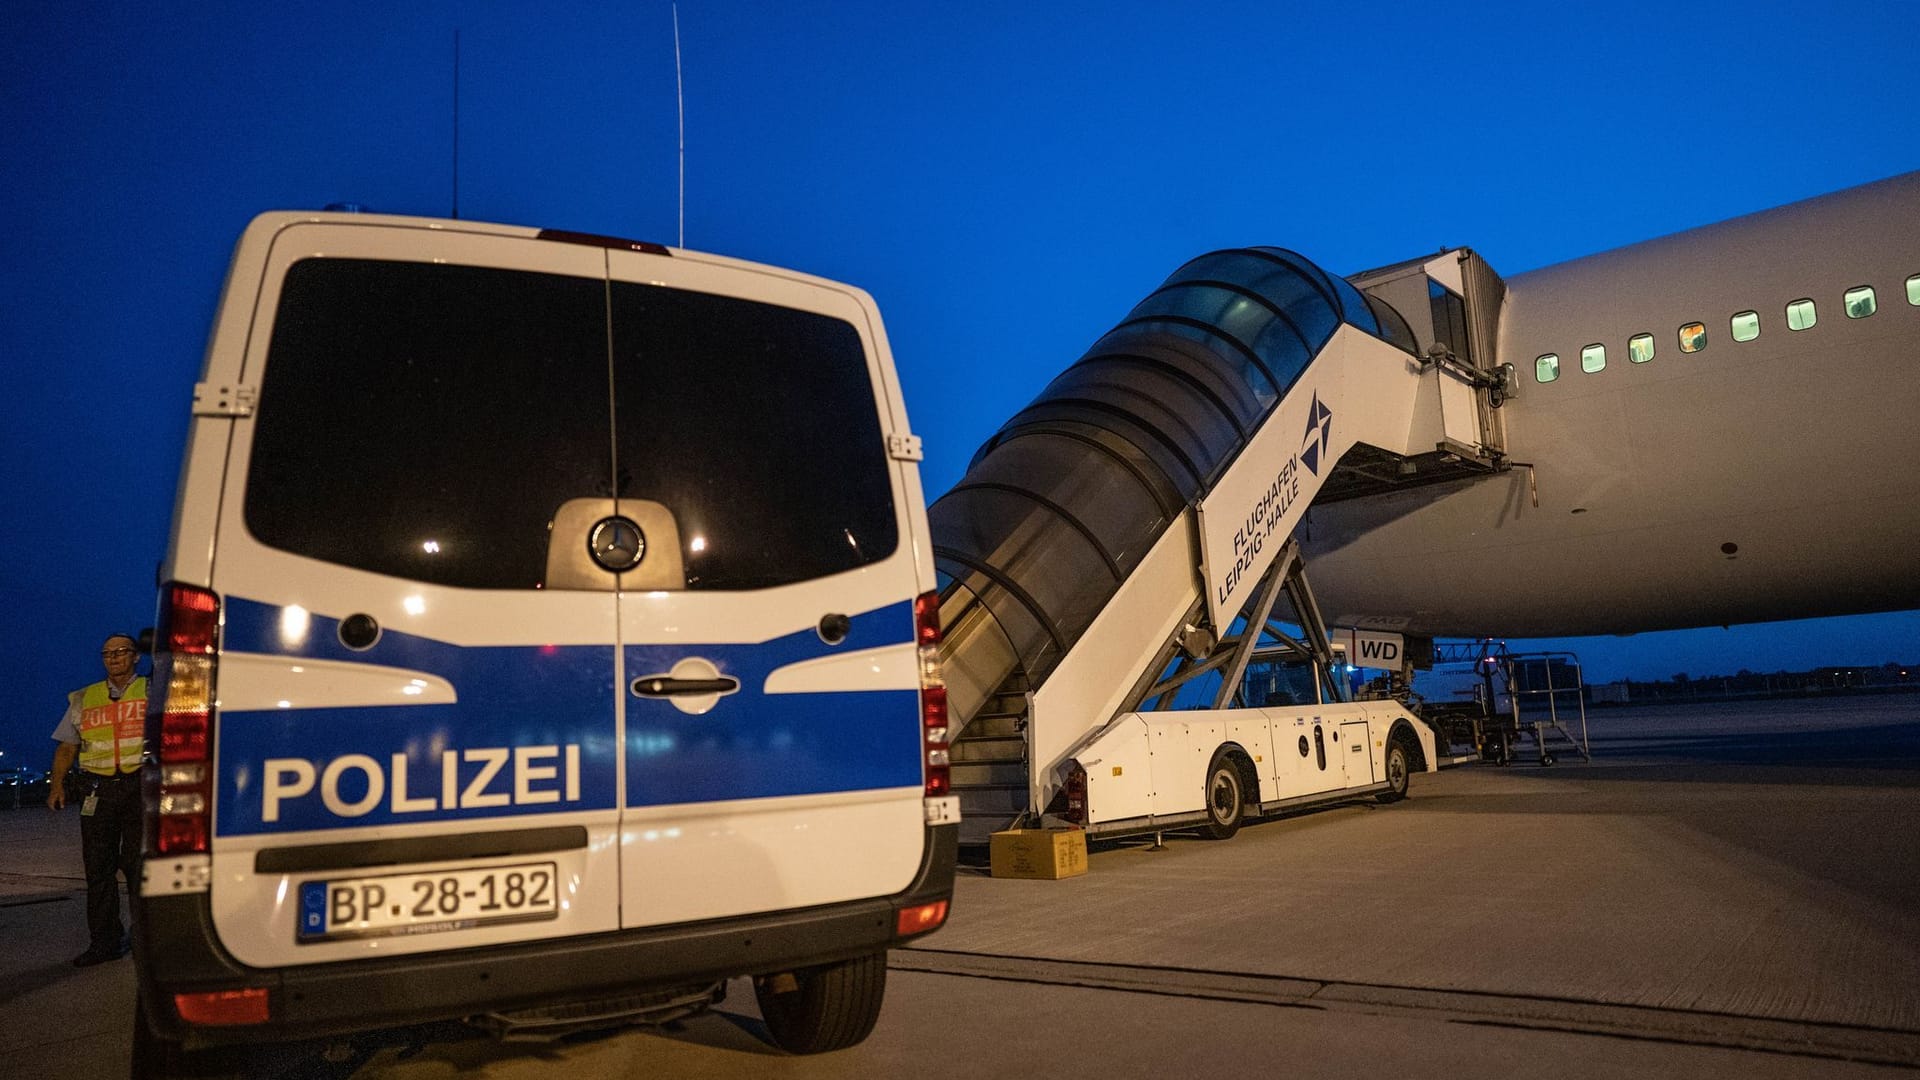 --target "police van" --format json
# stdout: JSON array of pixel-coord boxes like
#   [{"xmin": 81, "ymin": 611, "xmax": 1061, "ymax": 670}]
[{"xmin": 133, "ymin": 211, "xmax": 958, "ymax": 1071}]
